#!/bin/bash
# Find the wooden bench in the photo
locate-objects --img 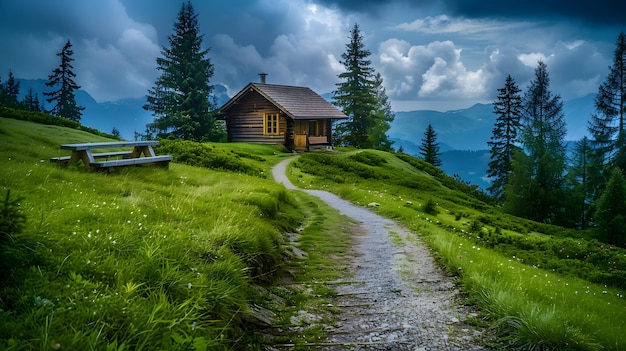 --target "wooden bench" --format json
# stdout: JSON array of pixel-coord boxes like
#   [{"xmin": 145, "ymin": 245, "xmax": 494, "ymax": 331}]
[
  {"xmin": 50, "ymin": 151, "xmax": 133, "ymax": 165},
  {"xmin": 51, "ymin": 141, "xmax": 172, "ymax": 170},
  {"xmin": 308, "ymin": 136, "xmax": 329, "ymax": 145}
]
